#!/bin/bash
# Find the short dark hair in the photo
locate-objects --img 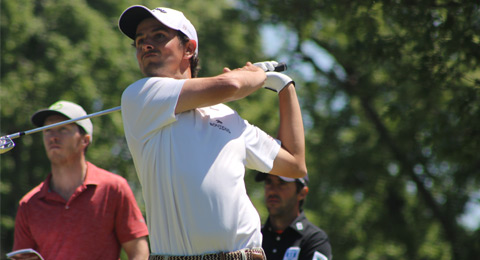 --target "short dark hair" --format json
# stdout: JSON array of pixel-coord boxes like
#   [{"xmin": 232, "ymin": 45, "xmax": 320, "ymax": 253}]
[
  {"xmin": 295, "ymin": 181, "xmax": 306, "ymax": 211},
  {"xmin": 177, "ymin": 31, "xmax": 200, "ymax": 78}
]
